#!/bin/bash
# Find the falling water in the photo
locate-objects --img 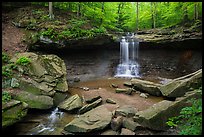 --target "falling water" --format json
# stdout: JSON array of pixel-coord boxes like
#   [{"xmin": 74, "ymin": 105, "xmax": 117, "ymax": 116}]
[
  {"xmin": 28, "ymin": 107, "xmax": 63, "ymax": 135},
  {"xmin": 115, "ymin": 32, "xmax": 140, "ymax": 78}
]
